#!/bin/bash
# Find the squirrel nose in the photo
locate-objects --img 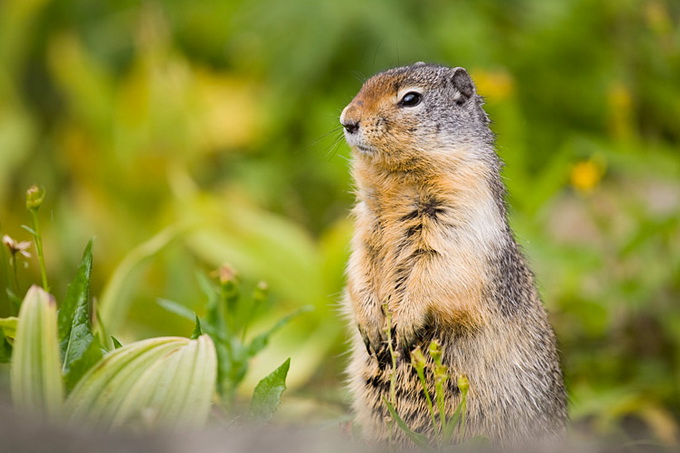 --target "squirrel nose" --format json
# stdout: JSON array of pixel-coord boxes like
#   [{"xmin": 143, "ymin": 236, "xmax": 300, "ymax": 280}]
[{"xmin": 342, "ymin": 119, "xmax": 360, "ymax": 134}]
